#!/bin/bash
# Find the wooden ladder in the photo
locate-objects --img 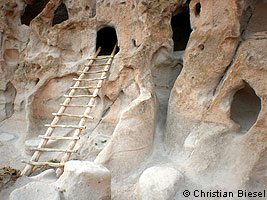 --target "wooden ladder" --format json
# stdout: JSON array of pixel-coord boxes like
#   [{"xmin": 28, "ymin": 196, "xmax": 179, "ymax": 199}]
[{"xmin": 21, "ymin": 44, "xmax": 117, "ymax": 176}]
